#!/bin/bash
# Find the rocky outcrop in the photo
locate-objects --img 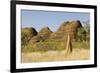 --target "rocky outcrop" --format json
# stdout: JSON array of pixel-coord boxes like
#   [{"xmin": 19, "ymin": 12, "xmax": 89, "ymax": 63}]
[
  {"xmin": 38, "ymin": 27, "xmax": 52, "ymax": 39},
  {"xmin": 29, "ymin": 35, "xmax": 44, "ymax": 44},
  {"xmin": 29, "ymin": 27, "xmax": 52, "ymax": 44},
  {"xmin": 50, "ymin": 20, "xmax": 83, "ymax": 40},
  {"xmin": 22, "ymin": 20, "xmax": 85, "ymax": 45}
]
